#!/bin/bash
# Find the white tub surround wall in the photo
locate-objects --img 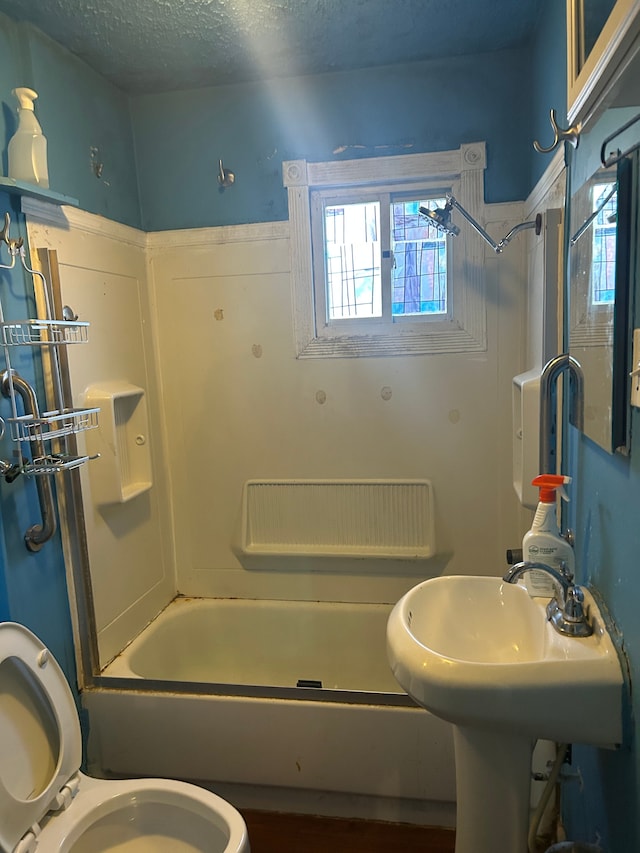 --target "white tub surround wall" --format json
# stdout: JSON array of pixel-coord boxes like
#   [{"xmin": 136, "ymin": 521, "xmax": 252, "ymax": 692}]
[
  {"xmin": 24, "ymin": 200, "xmax": 175, "ymax": 669},
  {"xmin": 23, "ymin": 192, "xmax": 528, "ymax": 659},
  {"xmin": 148, "ymin": 209, "xmax": 526, "ymax": 603}
]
